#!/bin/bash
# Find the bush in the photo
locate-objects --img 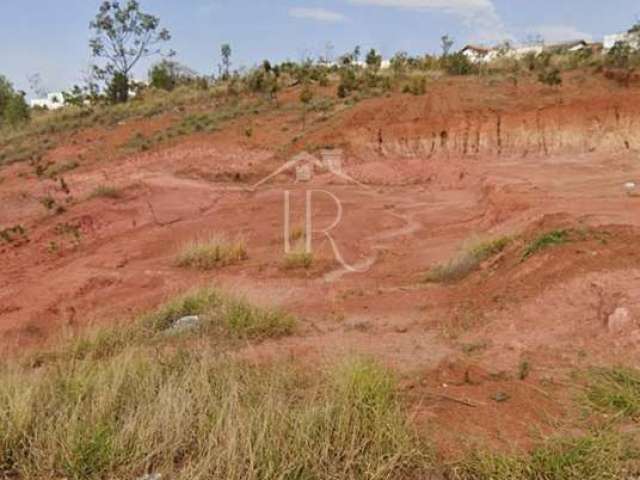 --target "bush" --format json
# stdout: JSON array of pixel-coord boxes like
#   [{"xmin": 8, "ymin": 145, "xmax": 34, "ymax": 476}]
[
  {"xmin": 149, "ymin": 62, "xmax": 176, "ymax": 91},
  {"xmin": 0, "ymin": 75, "xmax": 29, "ymax": 128},
  {"xmin": 2, "ymin": 93, "xmax": 30, "ymax": 127},
  {"xmin": 444, "ymin": 53, "xmax": 477, "ymax": 76},
  {"xmin": 176, "ymin": 236, "xmax": 248, "ymax": 270},
  {"xmin": 403, "ymin": 76, "xmax": 427, "ymax": 96},
  {"xmin": 538, "ymin": 68, "xmax": 562, "ymax": 86}
]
